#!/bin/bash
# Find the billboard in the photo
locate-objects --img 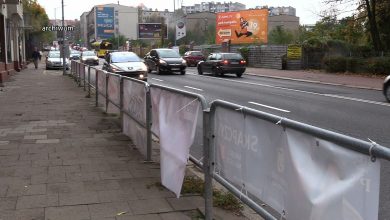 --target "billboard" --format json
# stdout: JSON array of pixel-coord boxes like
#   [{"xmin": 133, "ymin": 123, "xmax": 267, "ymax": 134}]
[
  {"xmin": 216, "ymin": 9, "xmax": 268, "ymax": 44},
  {"xmin": 96, "ymin": 6, "xmax": 115, "ymax": 39},
  {"xmin": 138, "ymin": 23, "xmax": 168, "ymax": 39}
]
